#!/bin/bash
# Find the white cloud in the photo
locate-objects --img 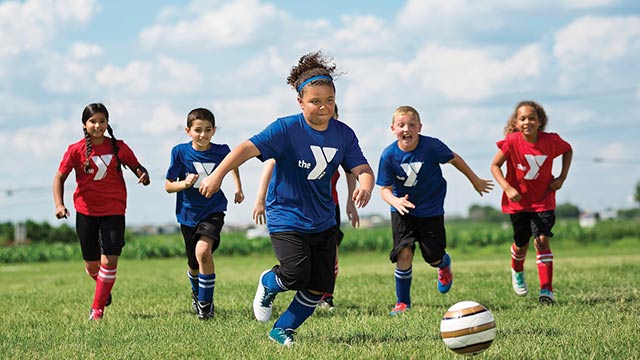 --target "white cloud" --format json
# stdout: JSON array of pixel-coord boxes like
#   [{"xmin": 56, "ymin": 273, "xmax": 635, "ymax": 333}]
[
  {"xmin": 554, "ymin": 15, "xmax": 640, "ymax": 66},
  {"xmin": 139, "ymin": 0, "xmax": 288, "ymax": 50},
  {"xmin": 0, "ymin": 0, "xmax": 98, "ymax": 56},
  {"xmin": 95, "ymin": 56, "xmax": 203, "ymax": 95},
  {"xmin": 41, "ymin": 42, "xmax": 103, "ymax": 93},
  {"xmin": 334, "ymin": 15, "xmax": 394, "ymax": 54}
]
